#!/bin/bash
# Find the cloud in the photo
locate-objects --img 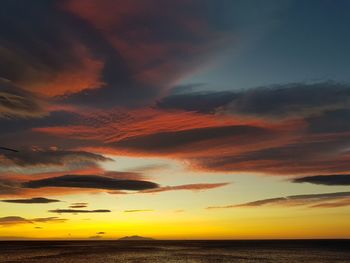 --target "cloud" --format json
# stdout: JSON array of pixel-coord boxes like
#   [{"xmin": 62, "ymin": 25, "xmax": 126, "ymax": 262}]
[
  {"xmin": 0, "ymin": 148, "xmax": 110, "ymax": 169},
  {"xmin": 0, "ymin": 79, "xmax": 47, "ymax": 119},
  {"xmin": 158, "ymin": 82, "xmax": 350, "ymax": 119},
  {"xmin": 96, "ymin": 232, "xmax": 105, "ymax": 235},
  {"xmin": 33, "ymin": 108, "xmax": 240, "ymax": 143},
  {"xmin": 49, "ymin": 209, "xmax": 111, "ymax": 214},
  {"xmin": 1, "ymin": 197, "xmax": 60, "ymax": 204},
  {"xmin": 223, "ymin": 82, "xmax": 350, "ymax": 119},
  {"xmin": 139, "ymin": 183, "xmax": 229, "ymax": 194},
  {"xmin": 32, "ymin": 217, "xmax": 67, "ymax": 223},
  {"xmin": 207, "ymin": 192, "xmax": 350, "ymax": 209},
  {"xmin": 1, "ymin": 0, "xmax": 349, "ymax": 183},
  {"xmin": 23, "ymin": 174, "xmax": 159, "ymax": 191},
  {"xmin": 305, "ymin": 109, "xmax": 350, "ymax": 134},
  {"xmin": 113, "ymin": 124, "xmax": 272, "ymax": 155},
  {"xmin": 0, "ymin": 216, "xmax": 32, "ymax": 226},
  {"xmin": 292, "ymin": 174, "xmax": 350, "ymax": 186},
  {"xmin": 124, "ymin": 210, "xmax": 153, "ymax": 213},
  {"xmin": 0, "ymin": 147, "xmax": 18, "ymax": 153},
  {"xmin": 0, "ymin": 179, "xmax": 22, "ymax": 196},
  {"xmin": 63, "ymin": 0, "xmax": 230, "ymax": 93},
  {"xmin": 194, "ymin": 136, "xmax": 350, "ymax": 175},
  {"xmin": 23, "ymin": 83, "xmax": 350, "ymax": 176},
  {"xmin": 157, "ymin": 91, "xmax": 238, "ymax": 114},
  {"xmin": 0, "ymin": 1, "xmax": 104, "ymax": 97},
  {"xmin": 0, "ymin": 216, "xmax": 67, "ymax": 226},
  {"xmin": 310, "ymin": 199, "xmax": 350, "ymax": 208},
  {"xmin": 69, "ymin": 202, "xmax": 88, "ymax": 208}
]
